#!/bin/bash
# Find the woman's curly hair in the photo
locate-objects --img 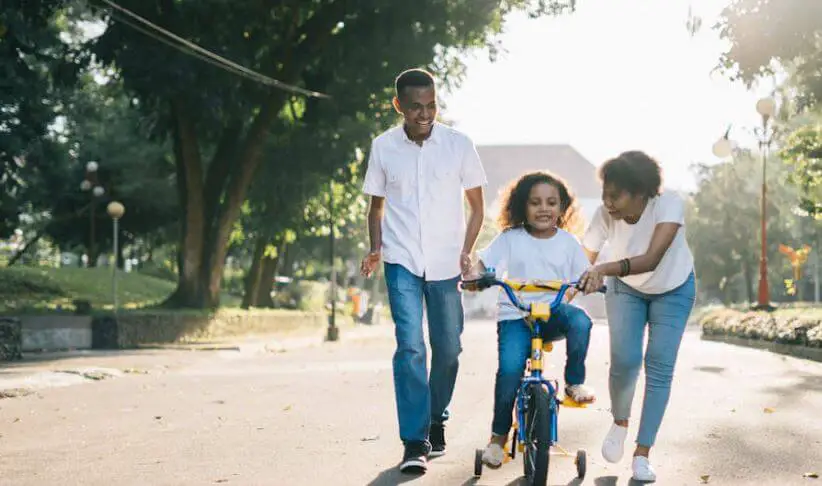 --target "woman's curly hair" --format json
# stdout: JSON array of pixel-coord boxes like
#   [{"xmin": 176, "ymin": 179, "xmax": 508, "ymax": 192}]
[{"xmin": 497, "ymin": 171, "xmax": 583, "ymax": 236}]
